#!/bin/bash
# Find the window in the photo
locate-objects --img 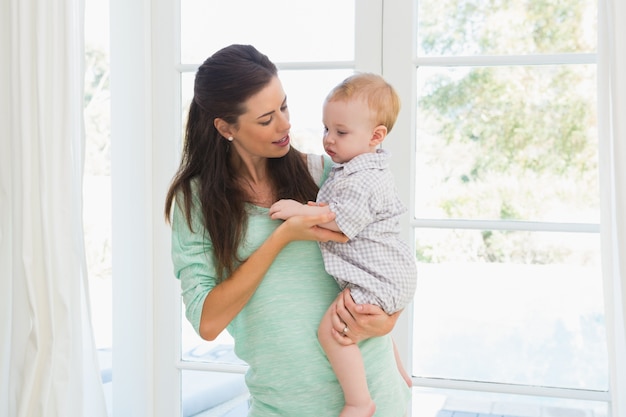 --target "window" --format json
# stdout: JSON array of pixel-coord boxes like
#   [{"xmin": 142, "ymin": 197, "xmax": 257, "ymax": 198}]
[
  {"xmin": 84, "ymin": 0, "xmax": 112, "ymax": 412},
  {"xmin": 395, "ymin": 0, "xmax": 609, "ymax": 415},
  {"xmin": 139, "ymin": 1, "xmax": 610, "ymax": 416},
  {"xmin": 176, "ymin": 1, "xmax": 358, "ymax": 416}
]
